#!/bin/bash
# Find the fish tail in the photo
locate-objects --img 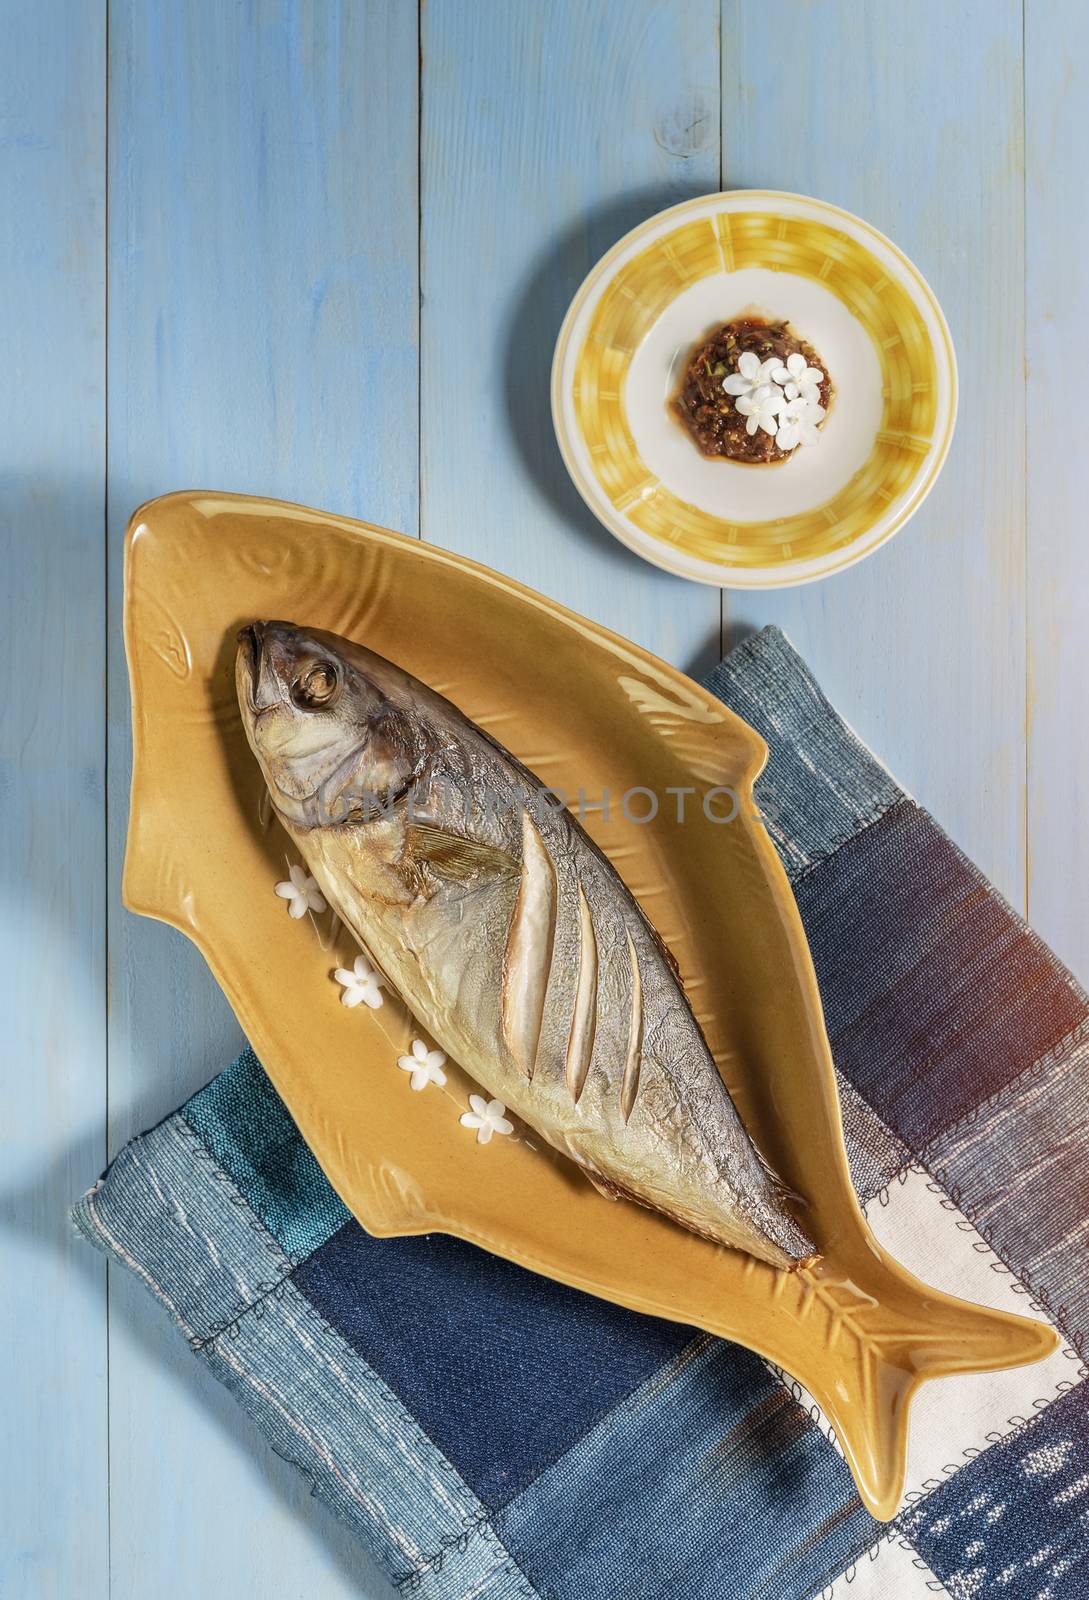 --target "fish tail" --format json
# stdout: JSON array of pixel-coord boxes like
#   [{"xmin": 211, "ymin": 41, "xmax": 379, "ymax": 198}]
[
  {"xmin": 745, "ymin": 1156, "xmax": 818, "ymax": 1266},
  {"xmin": 758, "ymin": 1192, "xmax": 818, "ymax": 1265}
]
